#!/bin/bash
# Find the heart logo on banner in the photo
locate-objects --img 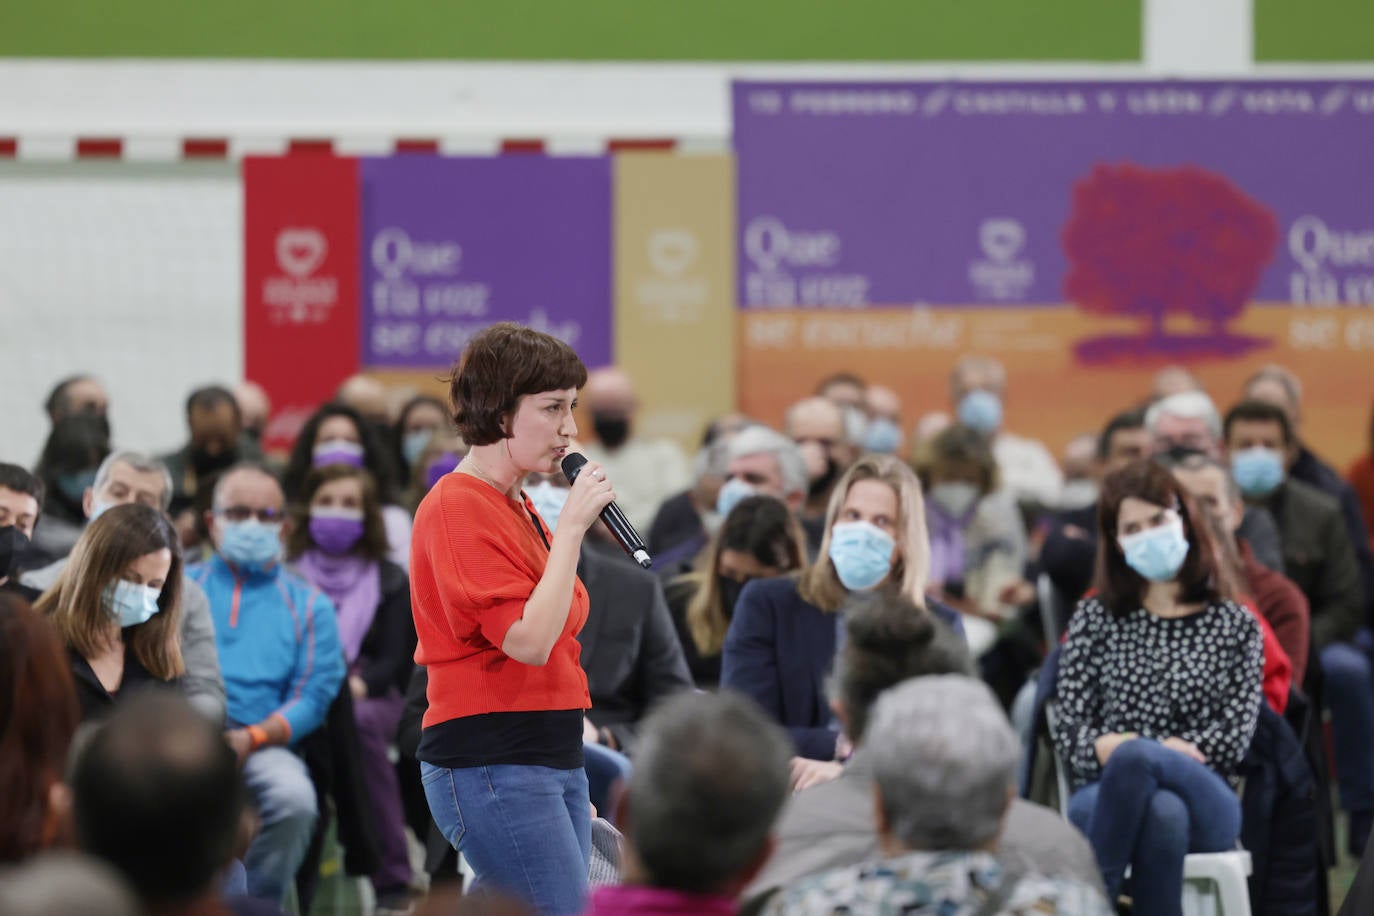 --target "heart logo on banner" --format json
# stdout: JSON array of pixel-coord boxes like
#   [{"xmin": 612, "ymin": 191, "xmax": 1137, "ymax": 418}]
[
  {"xmin": 276, "ymin": 228, "xmax": 328, "ymax": 278},
  {"xmin": 979, "ymin": 219, "xmax": 1025, "ymax": 265},
  {"xmin": 648, "ymin": 229, "xmax": 699, "ymax": 278}
]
